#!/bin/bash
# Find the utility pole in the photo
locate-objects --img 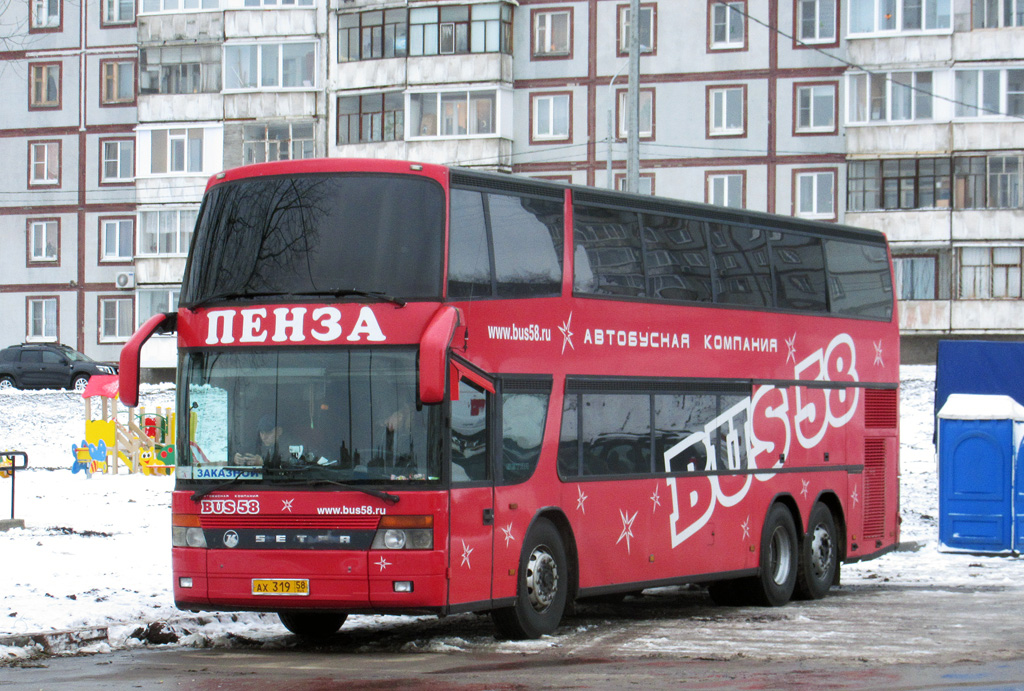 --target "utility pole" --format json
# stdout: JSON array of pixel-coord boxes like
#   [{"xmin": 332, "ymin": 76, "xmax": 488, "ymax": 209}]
[{"xmin": 625, "ymin": 0, "xmax": 641, "ymax": 193}]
